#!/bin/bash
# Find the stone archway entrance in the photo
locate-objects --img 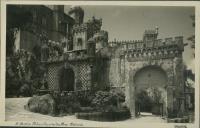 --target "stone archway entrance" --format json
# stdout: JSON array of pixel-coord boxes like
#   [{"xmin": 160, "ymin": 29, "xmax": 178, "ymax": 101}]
[
  {"xmin": 134, "ymin": 66, "xmax": 167, "ymax": 116},
  {"xmin": 59, "ymin": 67, "xmax": 75, "ymax": 91}
]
